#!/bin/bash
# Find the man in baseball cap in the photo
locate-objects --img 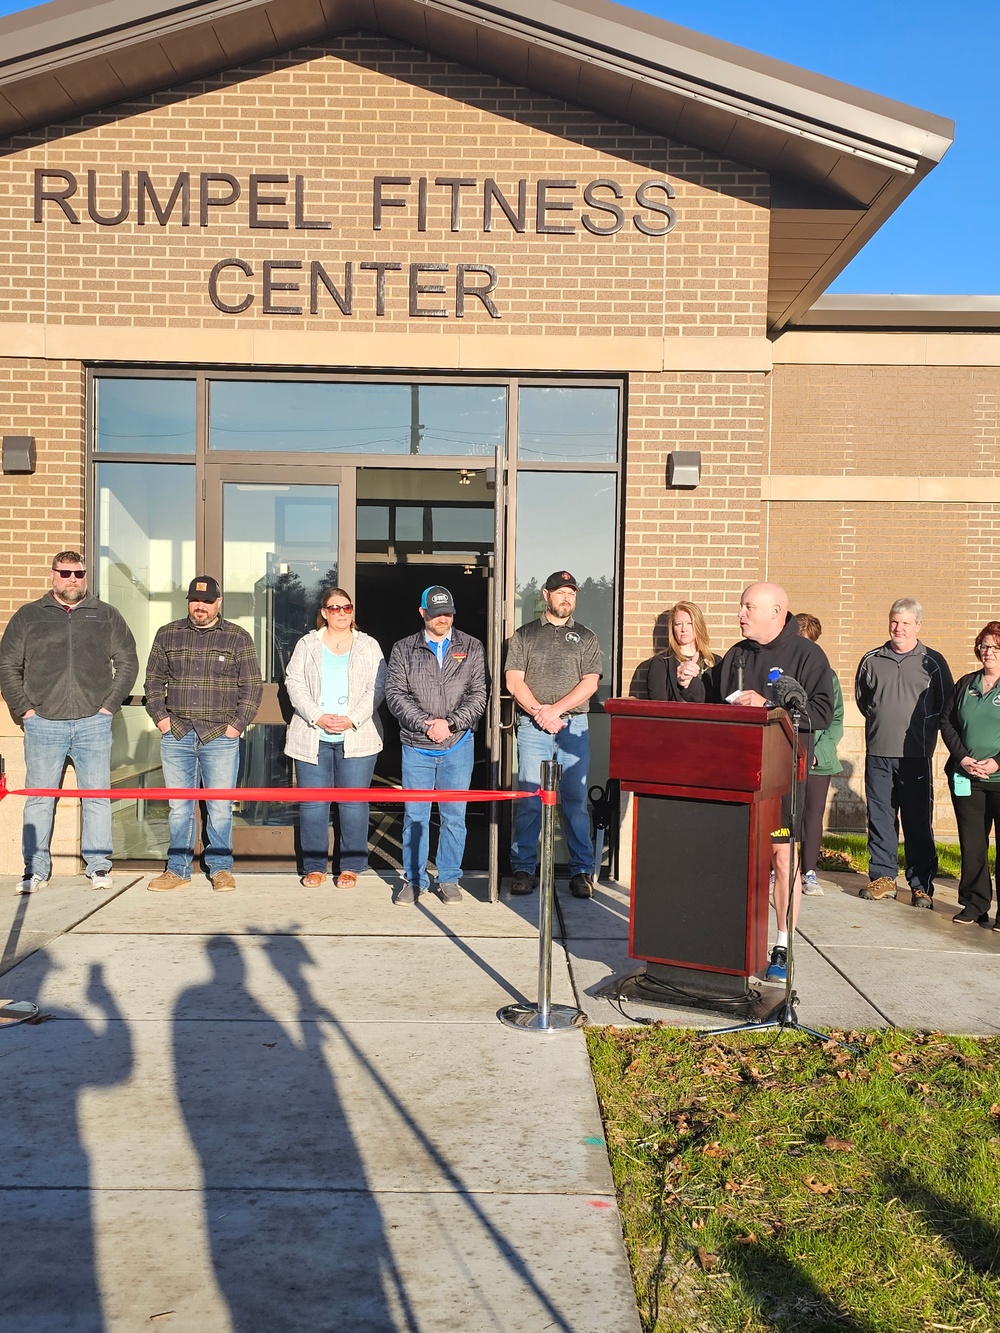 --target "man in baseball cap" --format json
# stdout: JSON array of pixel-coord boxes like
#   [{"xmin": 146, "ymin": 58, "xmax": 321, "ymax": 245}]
[
  {"xmin": 385, "ymin": 585, "xmax": 488, "ymax": 904},
  {"xmin": 505, "ymin": 568, "xmax": 602, "ymax": 899},
  {"xmin": 144, "ymin": 575, "xmax": 263, "ymax": 894}
]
